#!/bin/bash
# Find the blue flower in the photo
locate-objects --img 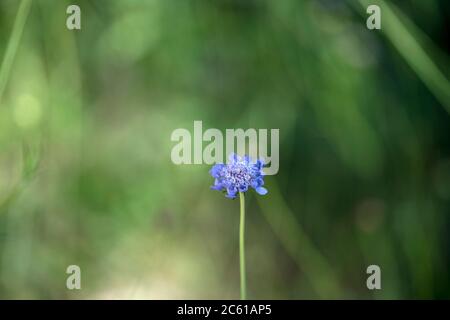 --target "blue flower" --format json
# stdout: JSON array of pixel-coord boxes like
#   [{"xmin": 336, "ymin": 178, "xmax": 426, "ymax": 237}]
[{"xmin": 210, "ymin": 154, "xmax": 268, "ymax": 199}]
